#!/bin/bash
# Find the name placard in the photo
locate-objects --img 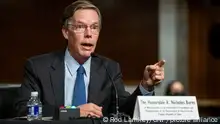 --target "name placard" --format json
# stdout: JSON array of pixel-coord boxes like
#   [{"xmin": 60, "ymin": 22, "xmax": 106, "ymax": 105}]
[{"xmin": 133, "ymin": 96, "xmax": 199, "ymax": 120}]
